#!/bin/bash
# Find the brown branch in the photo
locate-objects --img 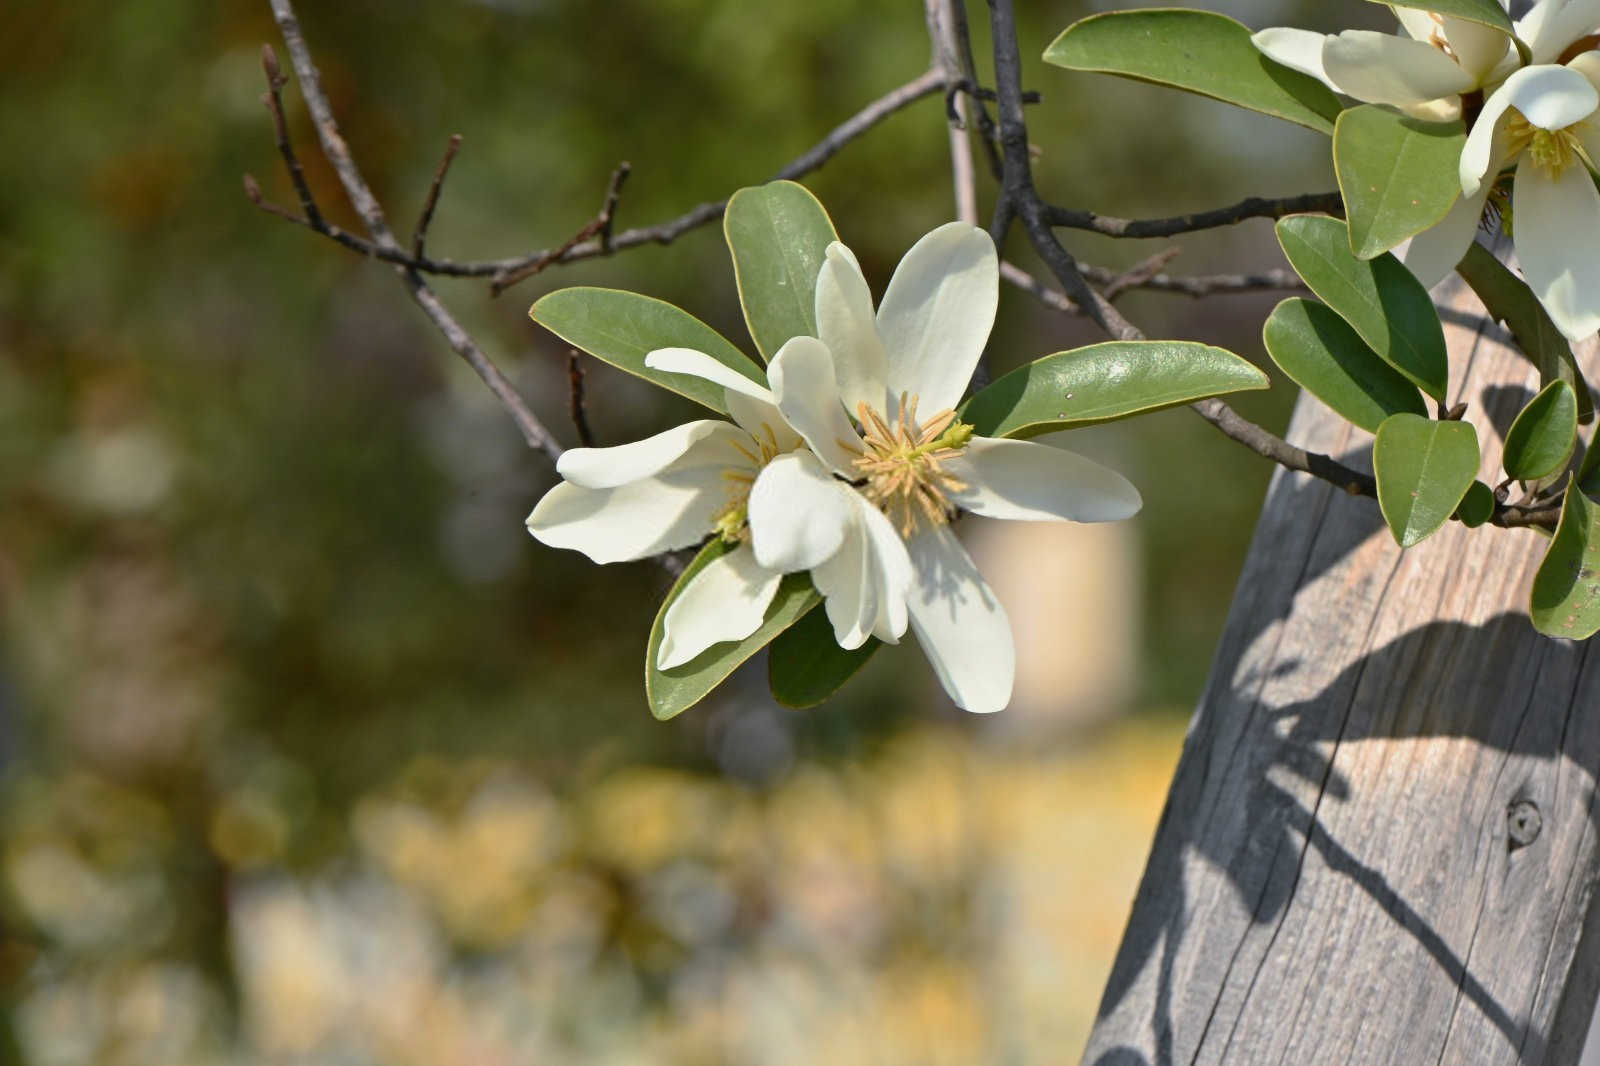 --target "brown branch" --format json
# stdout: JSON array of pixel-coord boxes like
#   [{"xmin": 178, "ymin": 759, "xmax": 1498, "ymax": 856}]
[
  {"xmin": 567, "ymin": 351, "xmax": 596, "ymax": 449},
  {"xmin": 263, "ymin": 0, "xmax": 563, "ymax": 465},
  {"xmin": 1078, "ymin": 264, "xmax": 1307, "ymax": 299},
  {"xmin": 1101, "ymin": 248, "xmax": 1182, "ymax": 301},
  {"xmin": 490, "ymin": 162, "xmax": 631, "ymax": 295},
  {"xmin": 1042, "ymin": 191, "xmax": 1343, "ymax": 239},
  {"xmin": 412, "ymin": 133, "xmax": 462, "ymax": 259},
  {"xmin": 260, "ymin": 44, "xmax": 323, "ymax": 229}
]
